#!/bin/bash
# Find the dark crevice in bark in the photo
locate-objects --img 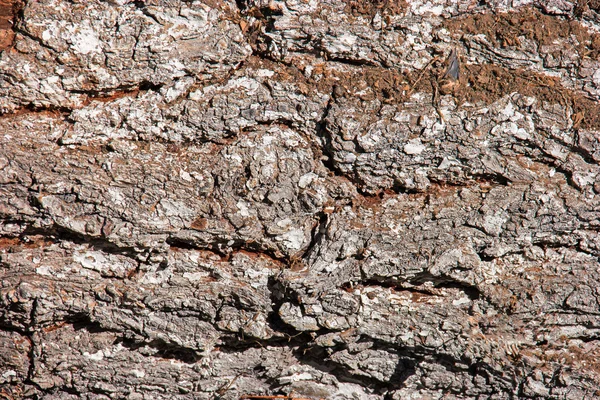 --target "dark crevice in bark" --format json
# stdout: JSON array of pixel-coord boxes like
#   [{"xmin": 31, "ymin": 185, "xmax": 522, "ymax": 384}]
[
  {"xmin": 132, "ymin": 0, "xmax": 146, "ymax": 10},
  {"xmin": 344, "ymin": 274, "xmax": 481, "ymax": 301},
  {"xmin": 116, "ymin": 337, "xmax": 203, "ymax": 364},
  {"xmin": 362, "ymin": 338, "xmax": 516, "ymax": 395},
  {"xmin": 552, "ymin": 163, "xmax": 584, "ymax": 191},
  {"xmin": 0, "ymin": 321, "xmax": 43, "ymax": 392},
  {"xmin": 69, "ymin": 80, "xmax": 164, "ymax": 99},
  {"xmin": 22, "ymin": 299, "xmax": 44, "ymax": 392},
  {"xmin": 292, "ymin": 340, "xmax": 428, "ymax": 396},
  {"xmin": 322, "ymin": 55, "xmax": 380, "ymax": 68},
  {"xmin": 217, "ymin": 332, "xmax": 313, "ymax": 355},
  {"xmin": 314, "ymin": 91, "xmax": 346, "ymax": 179},
  {"xmin": 549, "ymin": 129, "xmax": 598, "ymax": 166},
  {"xmin": 247, "ymin": 118, "xmax": 297, "ymax": 132},
  {"xmin": 0, "ymin": 322, "xmax": 27, "ymax": 337},
  {"xmin": 464, "ymin": 172, "xmax": 511, "ymax": 187},
  {"xmin": 0, "ymin": 81, "xmax": 168, "ymax": 121},
  {"xmin": 264, "ymin": 276, "xmax": 306, "ymax": 337},
  {"xmin": 27, "ymin": 297, "xmax": 38, "ymax": 328},
  {"xmin": 11, "ymin": 24, "xmax": 58, "ymax": 53},
  {"xmin": 476, "ymin": 250, "xmax": 497, "ymax": 262},
  {"xmin": 24, "ymin": 334, "xmax": 43, "ymax": 393},
  {"xmin": 2, "ymin": 105, "xmax": 66, "ymax": 122},
  {"xmin": 166, "ymin": 235, "xmax": 288, "ymax": 265},
  {"xmin": 296, "ymin": 345, "xmax": 389, "ymax": 391},
  {"xmin": 197, "ymin": 278, "xmax": 317, "ymax": 354},
  {"xmin": 64, "ymin": 313, "xmax": 118, "ymax": 333},
  {"xmin": 21, "ymin": 224, "xmax": 143, "ymax": 262},
  {"xmin": 135, "ymin": 3, "xmax": 162, "ymax": 26},
  {"xmin": 14, "ymin": 103, "xmax": 73, "ymax": 118},
  {"xmin": 299, "ymin": 212, "xmax": 328, "ymax": 261},
  {"xmin": 234, "ymin": 0, "xmax": 248, "ymax": 12},
  {"xmin": 512, "ymin": 136, "xmax": 597, "ymax": 192}
]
